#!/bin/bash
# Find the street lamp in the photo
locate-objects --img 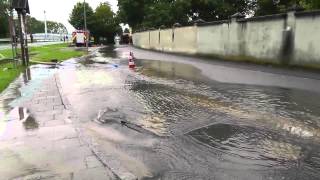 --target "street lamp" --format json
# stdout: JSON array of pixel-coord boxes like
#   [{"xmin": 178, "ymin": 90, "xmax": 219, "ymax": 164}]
[{"xmin": 44, "ymin": 10, "xmax": 48, "ymax": 41}]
